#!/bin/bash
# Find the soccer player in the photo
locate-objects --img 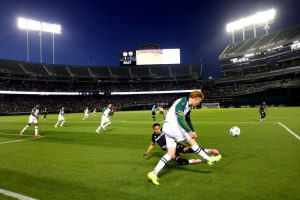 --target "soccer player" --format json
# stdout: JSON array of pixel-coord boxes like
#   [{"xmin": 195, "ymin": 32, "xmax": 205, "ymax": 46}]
[
  {"xmin": 143, "ymin": 123, "xmax": 220, "ymax": 165},
  {"xmin": 147, "ymin": 90, "xmax": 222, "ymax": 185},
  {"xmin": 19, "ymin": 104, "xmax": 41, "ymax": 137},
  {"xmin": 96, "ymin": 104, "xmax": 113, "ymax": 133},
  {"xmin": 151, "ymin": 105, "xmax": 157, "ymax": 121},
  {"xmin": 259, "ymin": 101, "xmax": 267, "ymax": 121},
  {"xmin": 42, "ymin": 106, "xmax": 47, "ymax": 120},
  {"xmin": 55, "ymin": 107, "xmax": 65, "ymax": 128},
  {"xmin": 92, "ymin": 108, "xmax": 97, "ymax": 116},
  {"xmin": 83, "ymin": 107, "xmax": 89, "ymax": 120}
]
